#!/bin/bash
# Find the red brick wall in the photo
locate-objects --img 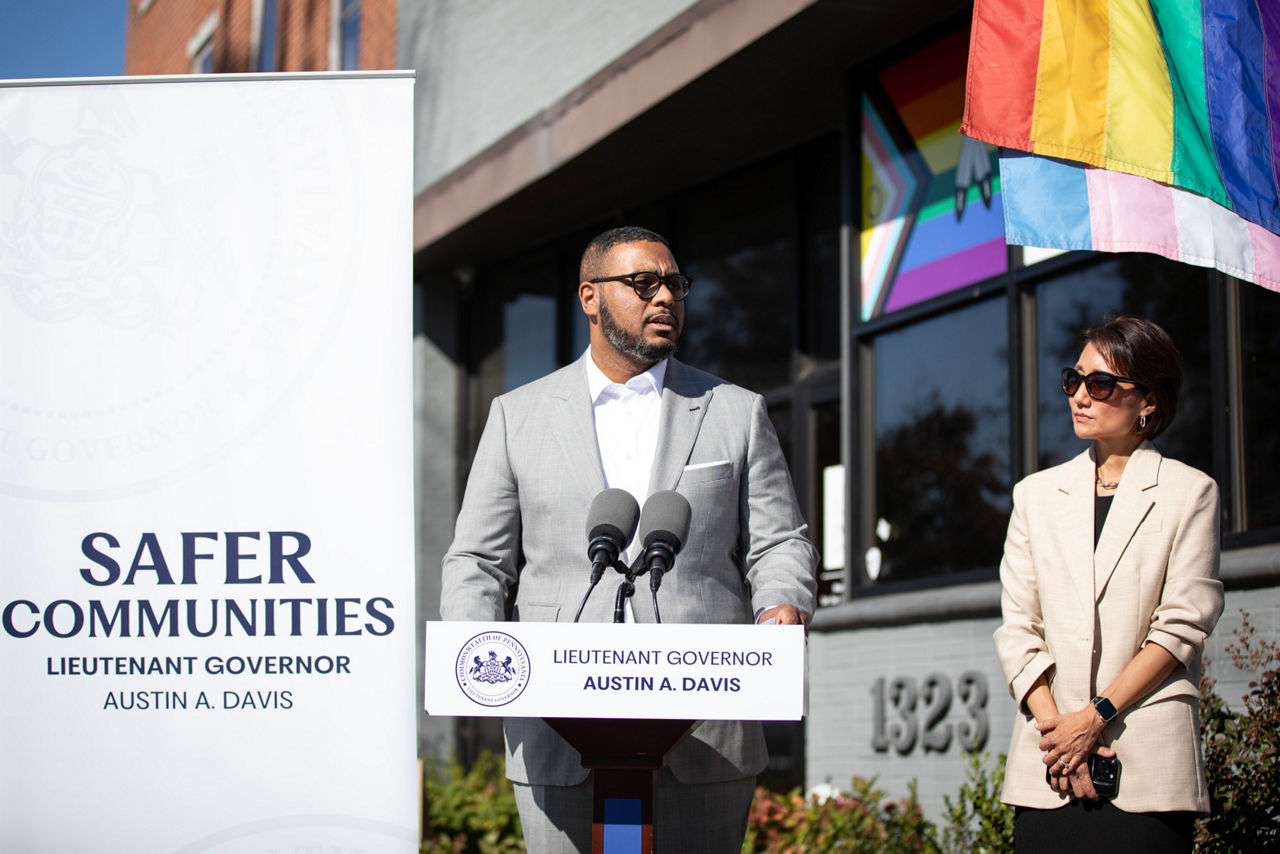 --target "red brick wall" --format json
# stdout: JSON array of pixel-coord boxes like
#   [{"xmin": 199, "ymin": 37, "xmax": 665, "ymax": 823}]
[
  {"xmin": 361, "ymin": 0, "xmax": 398, "ymax": 70},
  {"xmin": 125, "ymin": 0, "xmax": 221, "ymax": 75},
  {"xmin": 125, "ymin": 0, "xmax": 398, "ymax": 75}
]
